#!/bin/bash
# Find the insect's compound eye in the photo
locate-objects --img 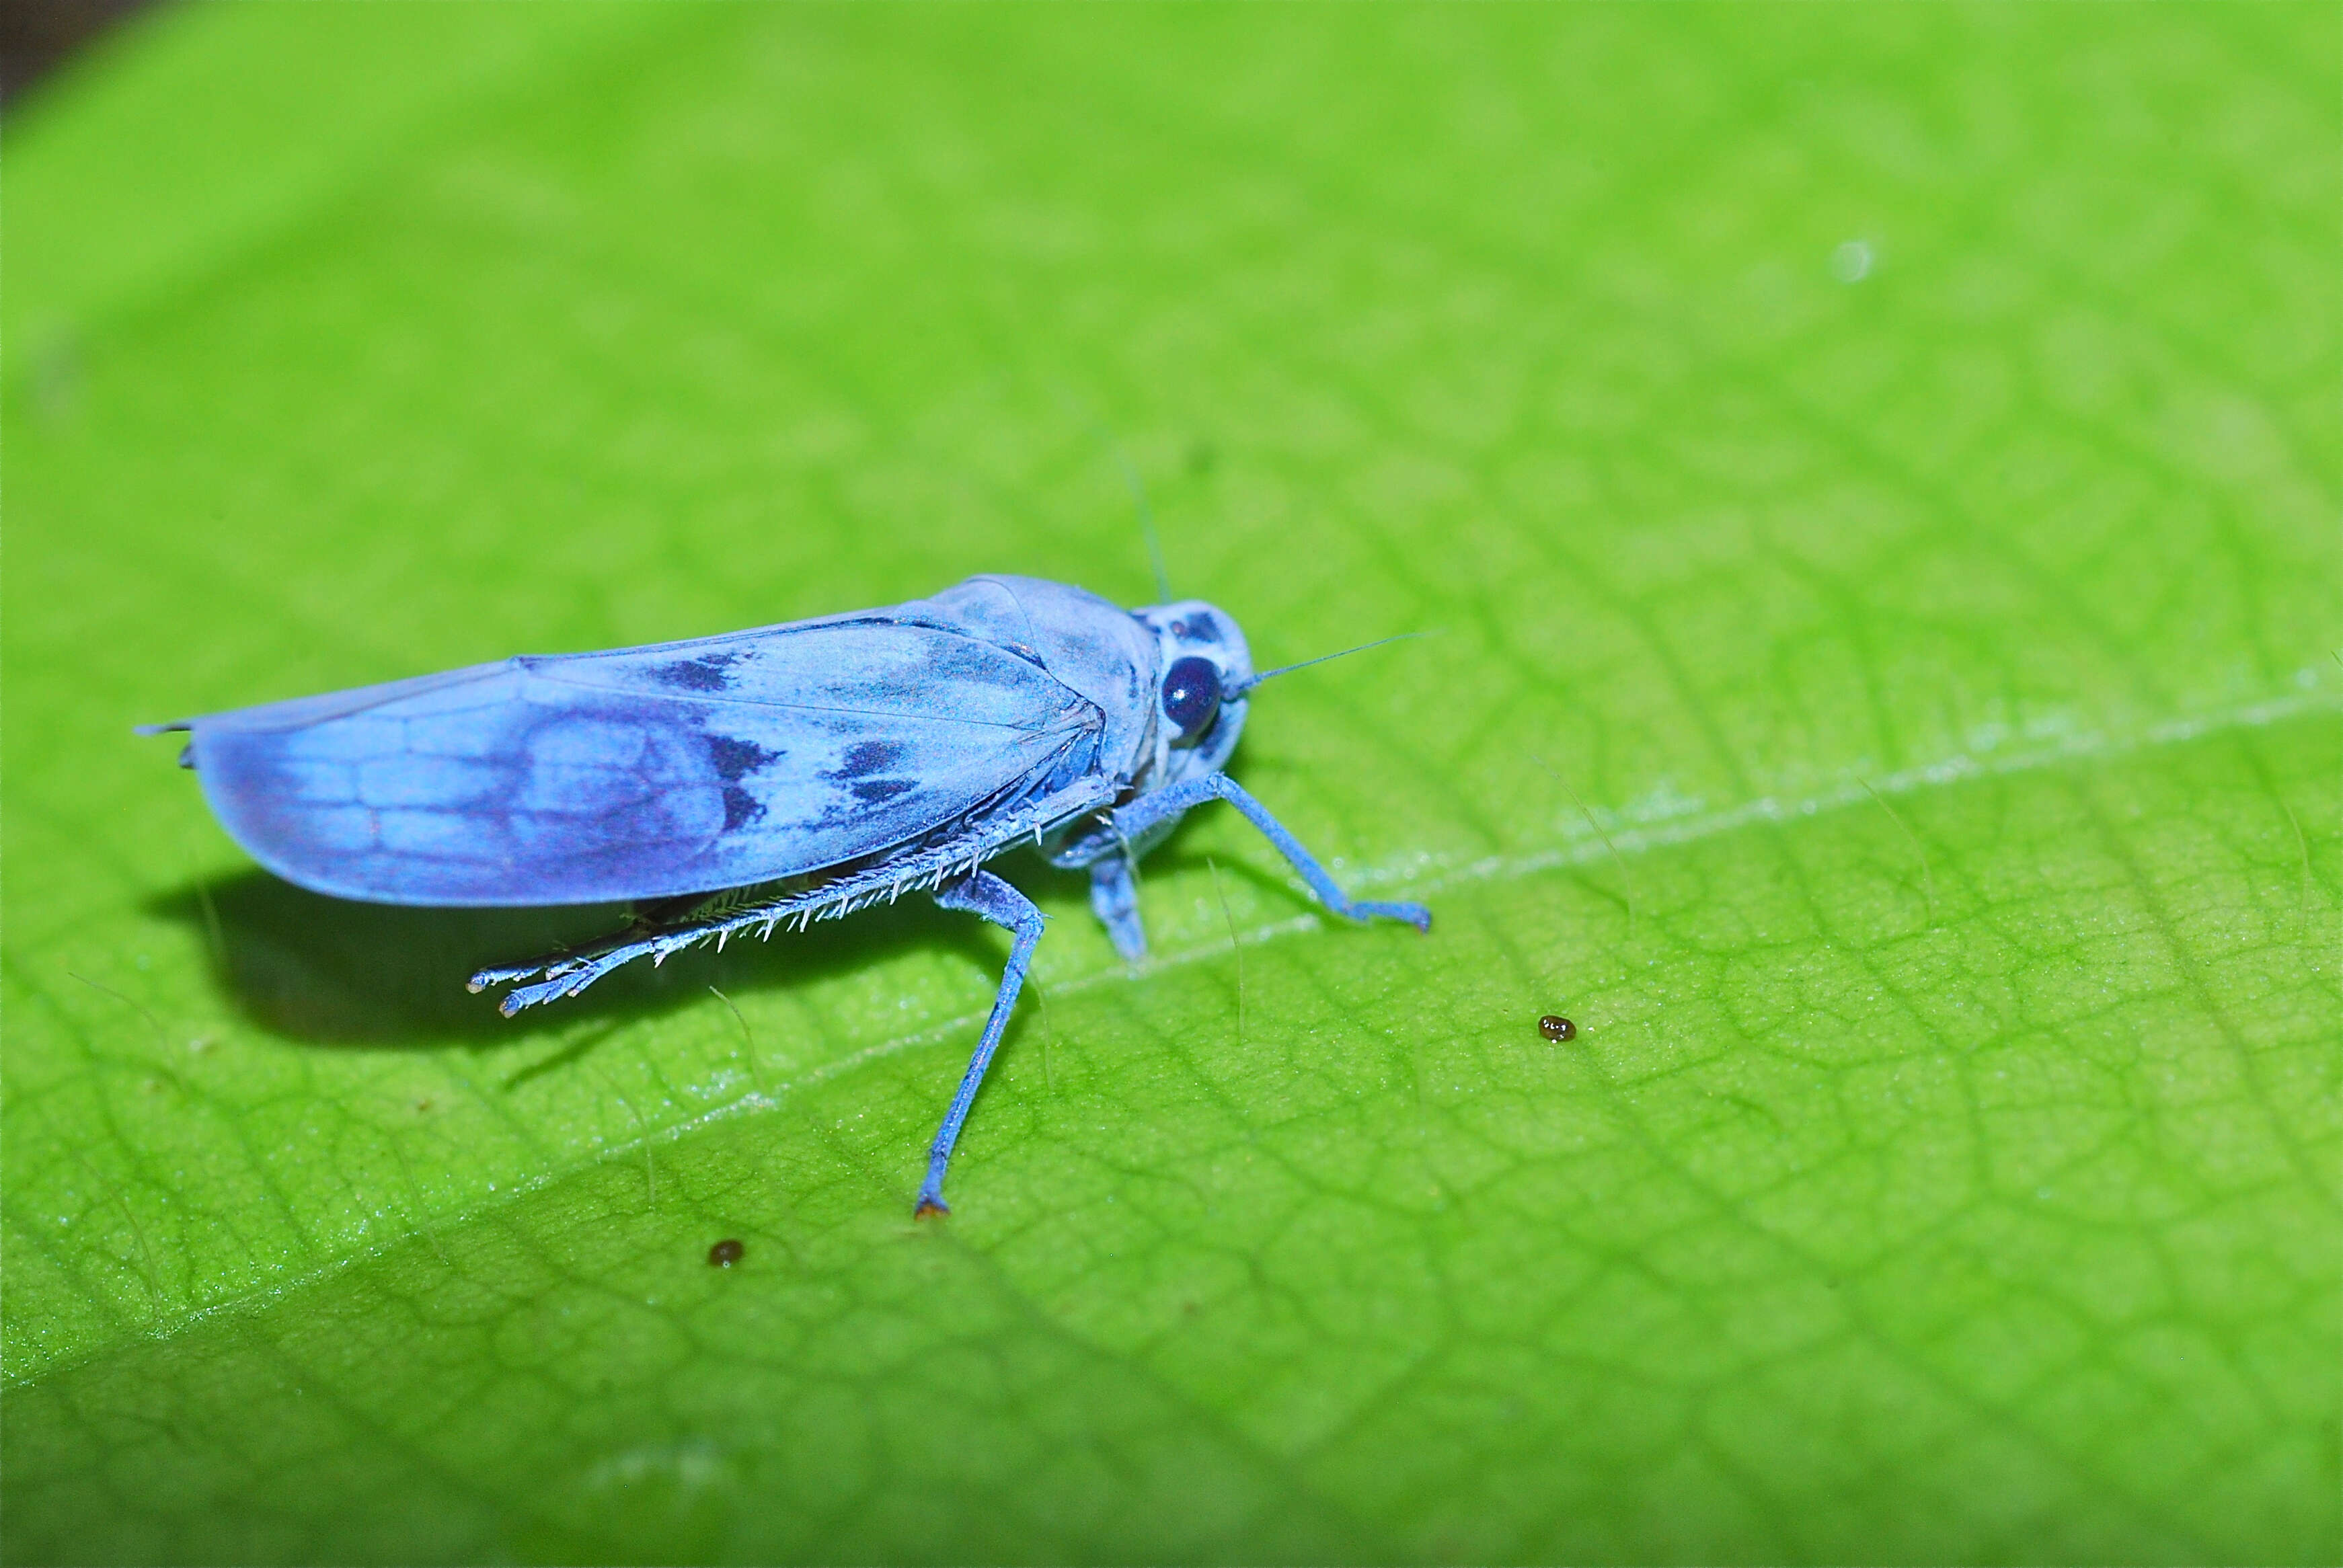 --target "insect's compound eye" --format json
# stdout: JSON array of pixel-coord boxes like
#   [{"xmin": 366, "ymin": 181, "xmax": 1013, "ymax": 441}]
[{"xmin": 1161, "ymin": 656, "xmax": 1222, "ymax": 740}]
